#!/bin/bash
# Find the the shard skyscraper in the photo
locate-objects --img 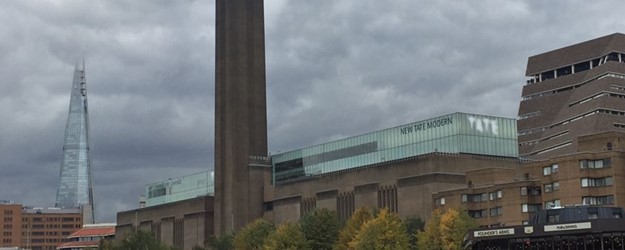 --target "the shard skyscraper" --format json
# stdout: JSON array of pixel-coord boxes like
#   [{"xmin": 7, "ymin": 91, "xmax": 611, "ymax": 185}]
[{"xmin": 55, "ymin": 62, "xmax": 95, "ymax": 224}]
